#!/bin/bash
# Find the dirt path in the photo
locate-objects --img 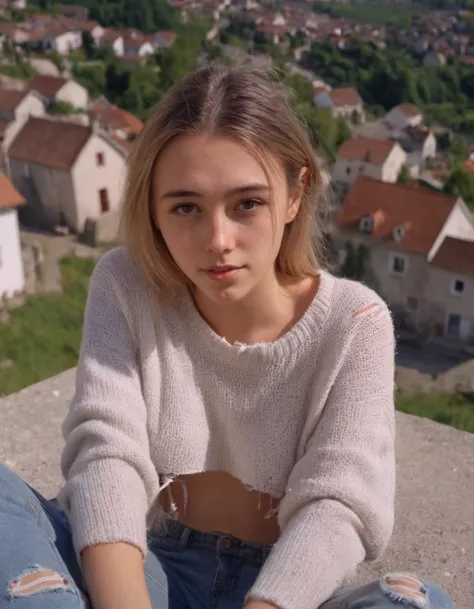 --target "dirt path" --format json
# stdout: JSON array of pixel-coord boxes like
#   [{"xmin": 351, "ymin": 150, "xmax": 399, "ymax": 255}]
[{"xmin": 20, "ymin": 231, "xmax": 102, "ymax": 293}]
